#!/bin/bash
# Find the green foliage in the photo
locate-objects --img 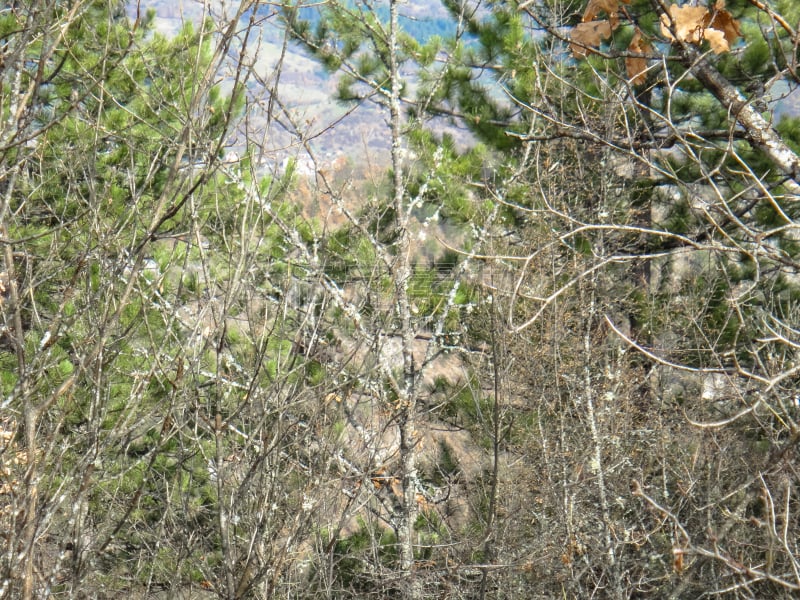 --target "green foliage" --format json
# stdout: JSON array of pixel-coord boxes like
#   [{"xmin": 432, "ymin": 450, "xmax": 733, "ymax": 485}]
[
  {"xmin": 325, "ymin": 519, "xmax": 399, "ymax": 595},
  {"xmin": 438, "ymin": 378, "xmax": 492, "ymax": 430},
  {"xmin": 0, "ymin": 353, "xmax": 17, "ymax": 393},
  {"xmin": 6, "ymin": 0, "xmax": 799, "ymax": 596},
  {"xmin": 425, "ymin": 438, "xmax": 461, "ymax": 487}
]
